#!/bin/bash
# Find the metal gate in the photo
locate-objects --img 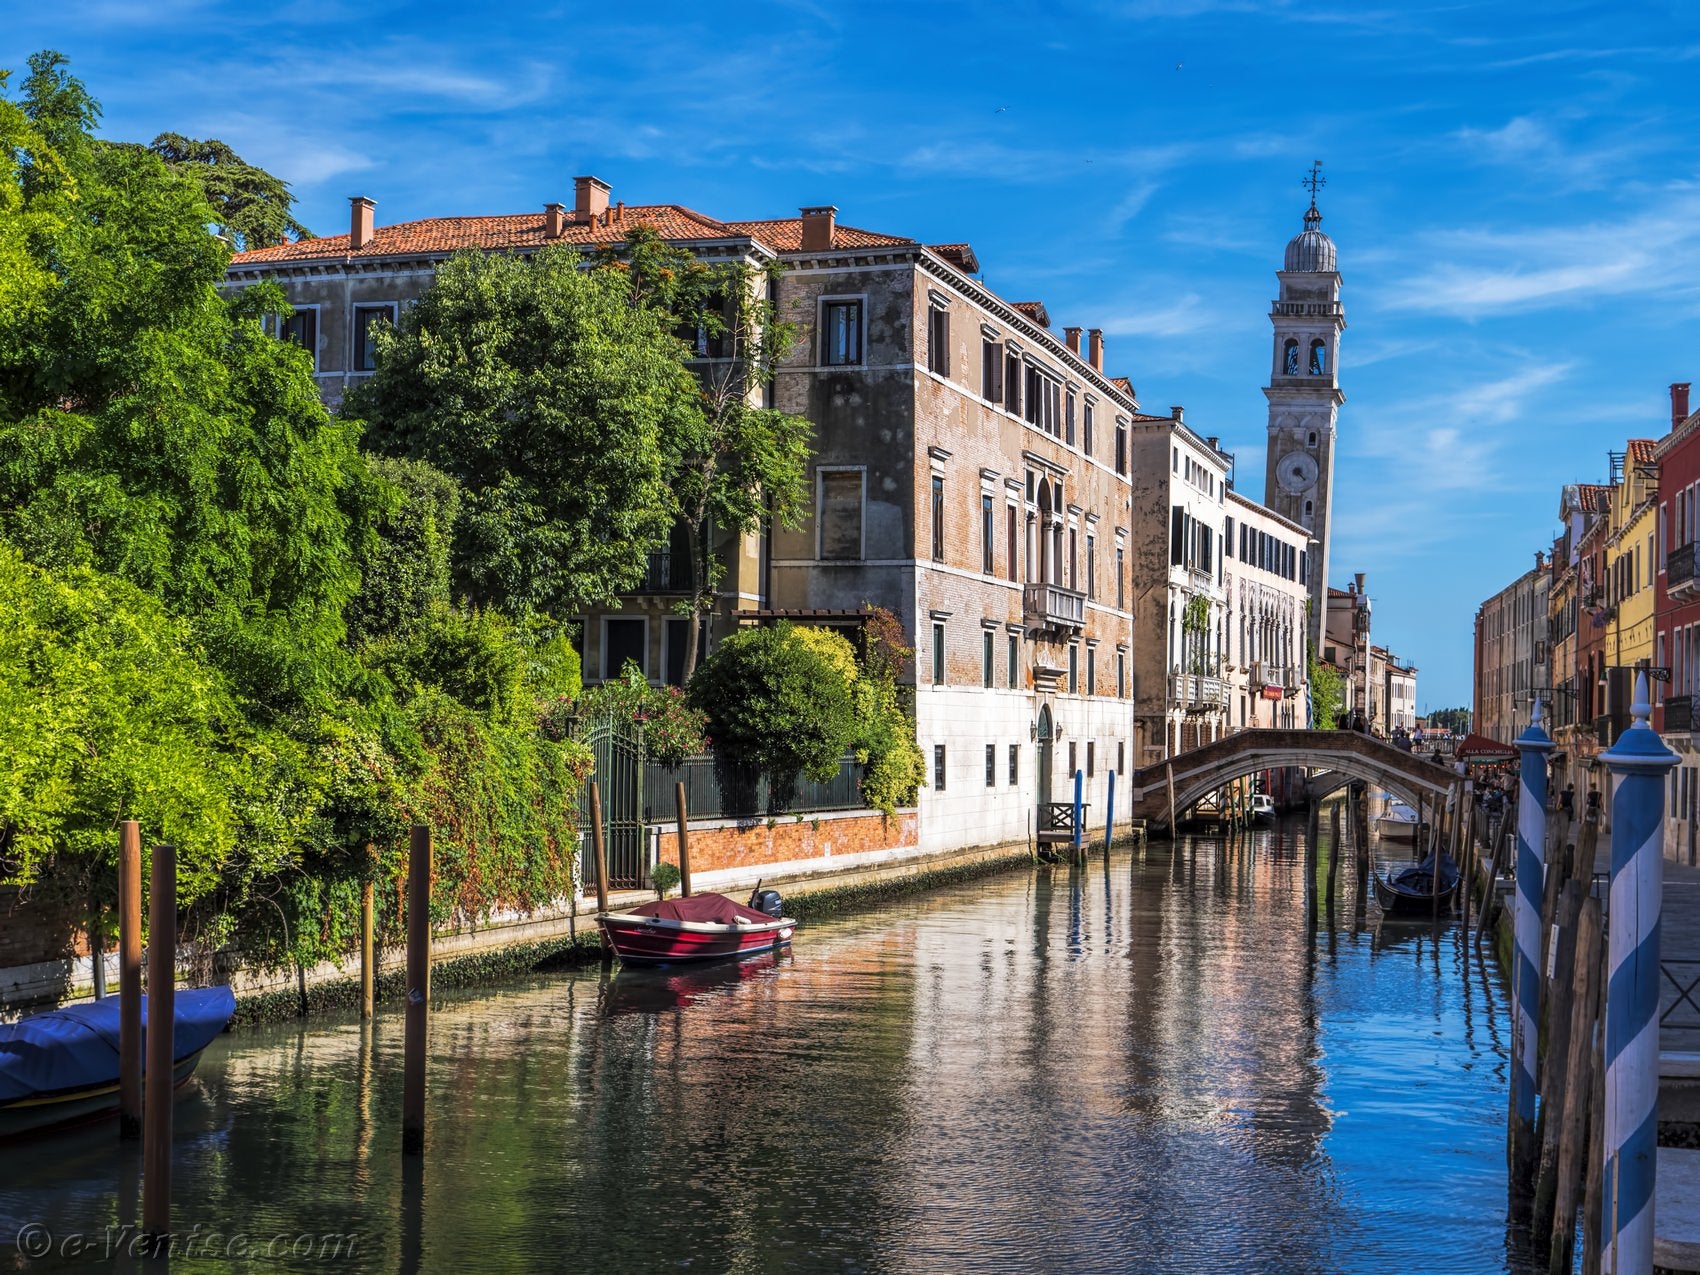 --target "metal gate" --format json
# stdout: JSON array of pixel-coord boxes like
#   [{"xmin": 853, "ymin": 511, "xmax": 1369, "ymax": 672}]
[{"xmin": 578, "ymin": 713, "xmax": 646, "ymax": 890}]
